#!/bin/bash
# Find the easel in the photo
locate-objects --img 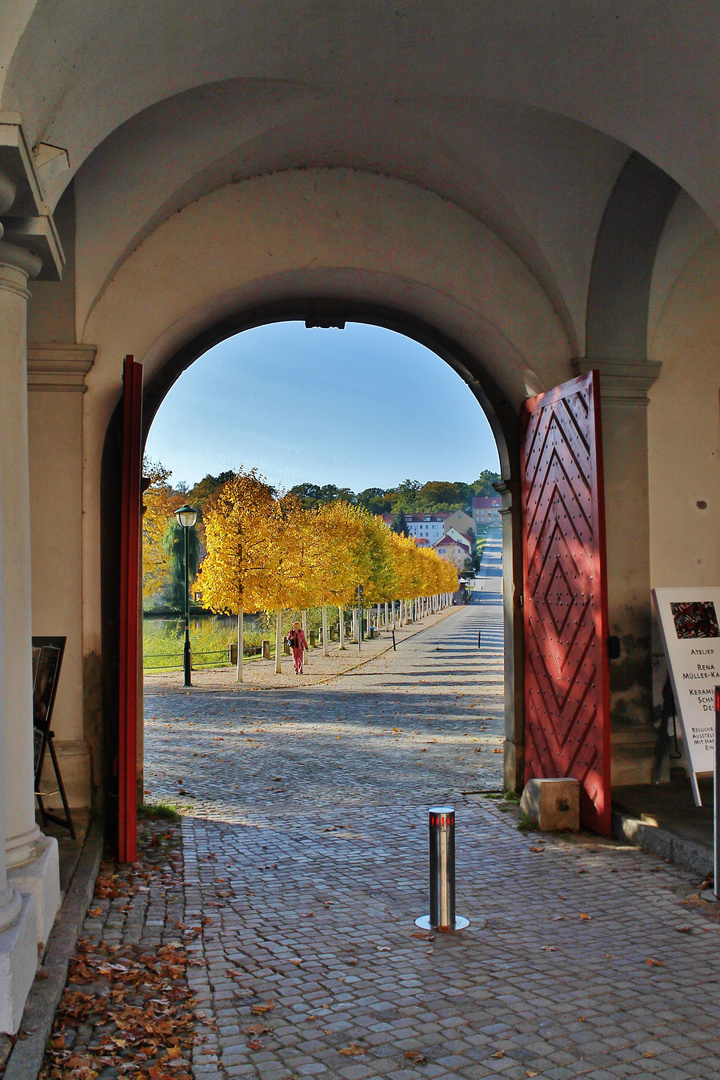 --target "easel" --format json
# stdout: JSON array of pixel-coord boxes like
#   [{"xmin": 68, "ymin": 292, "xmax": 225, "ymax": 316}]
[{"xmin": 32, "ymin": 636, "xmax": 75, "ymax": 839}]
